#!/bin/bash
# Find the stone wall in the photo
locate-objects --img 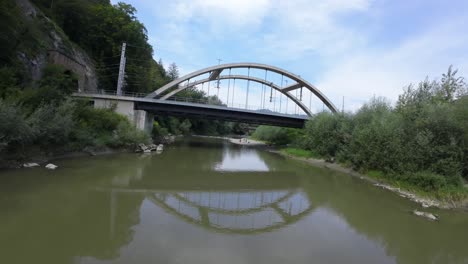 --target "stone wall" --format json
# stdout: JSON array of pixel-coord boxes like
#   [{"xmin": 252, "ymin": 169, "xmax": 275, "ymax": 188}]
[{"xmin": 48, "ymin": 50, "xmax": 88, "ymax": 91}]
